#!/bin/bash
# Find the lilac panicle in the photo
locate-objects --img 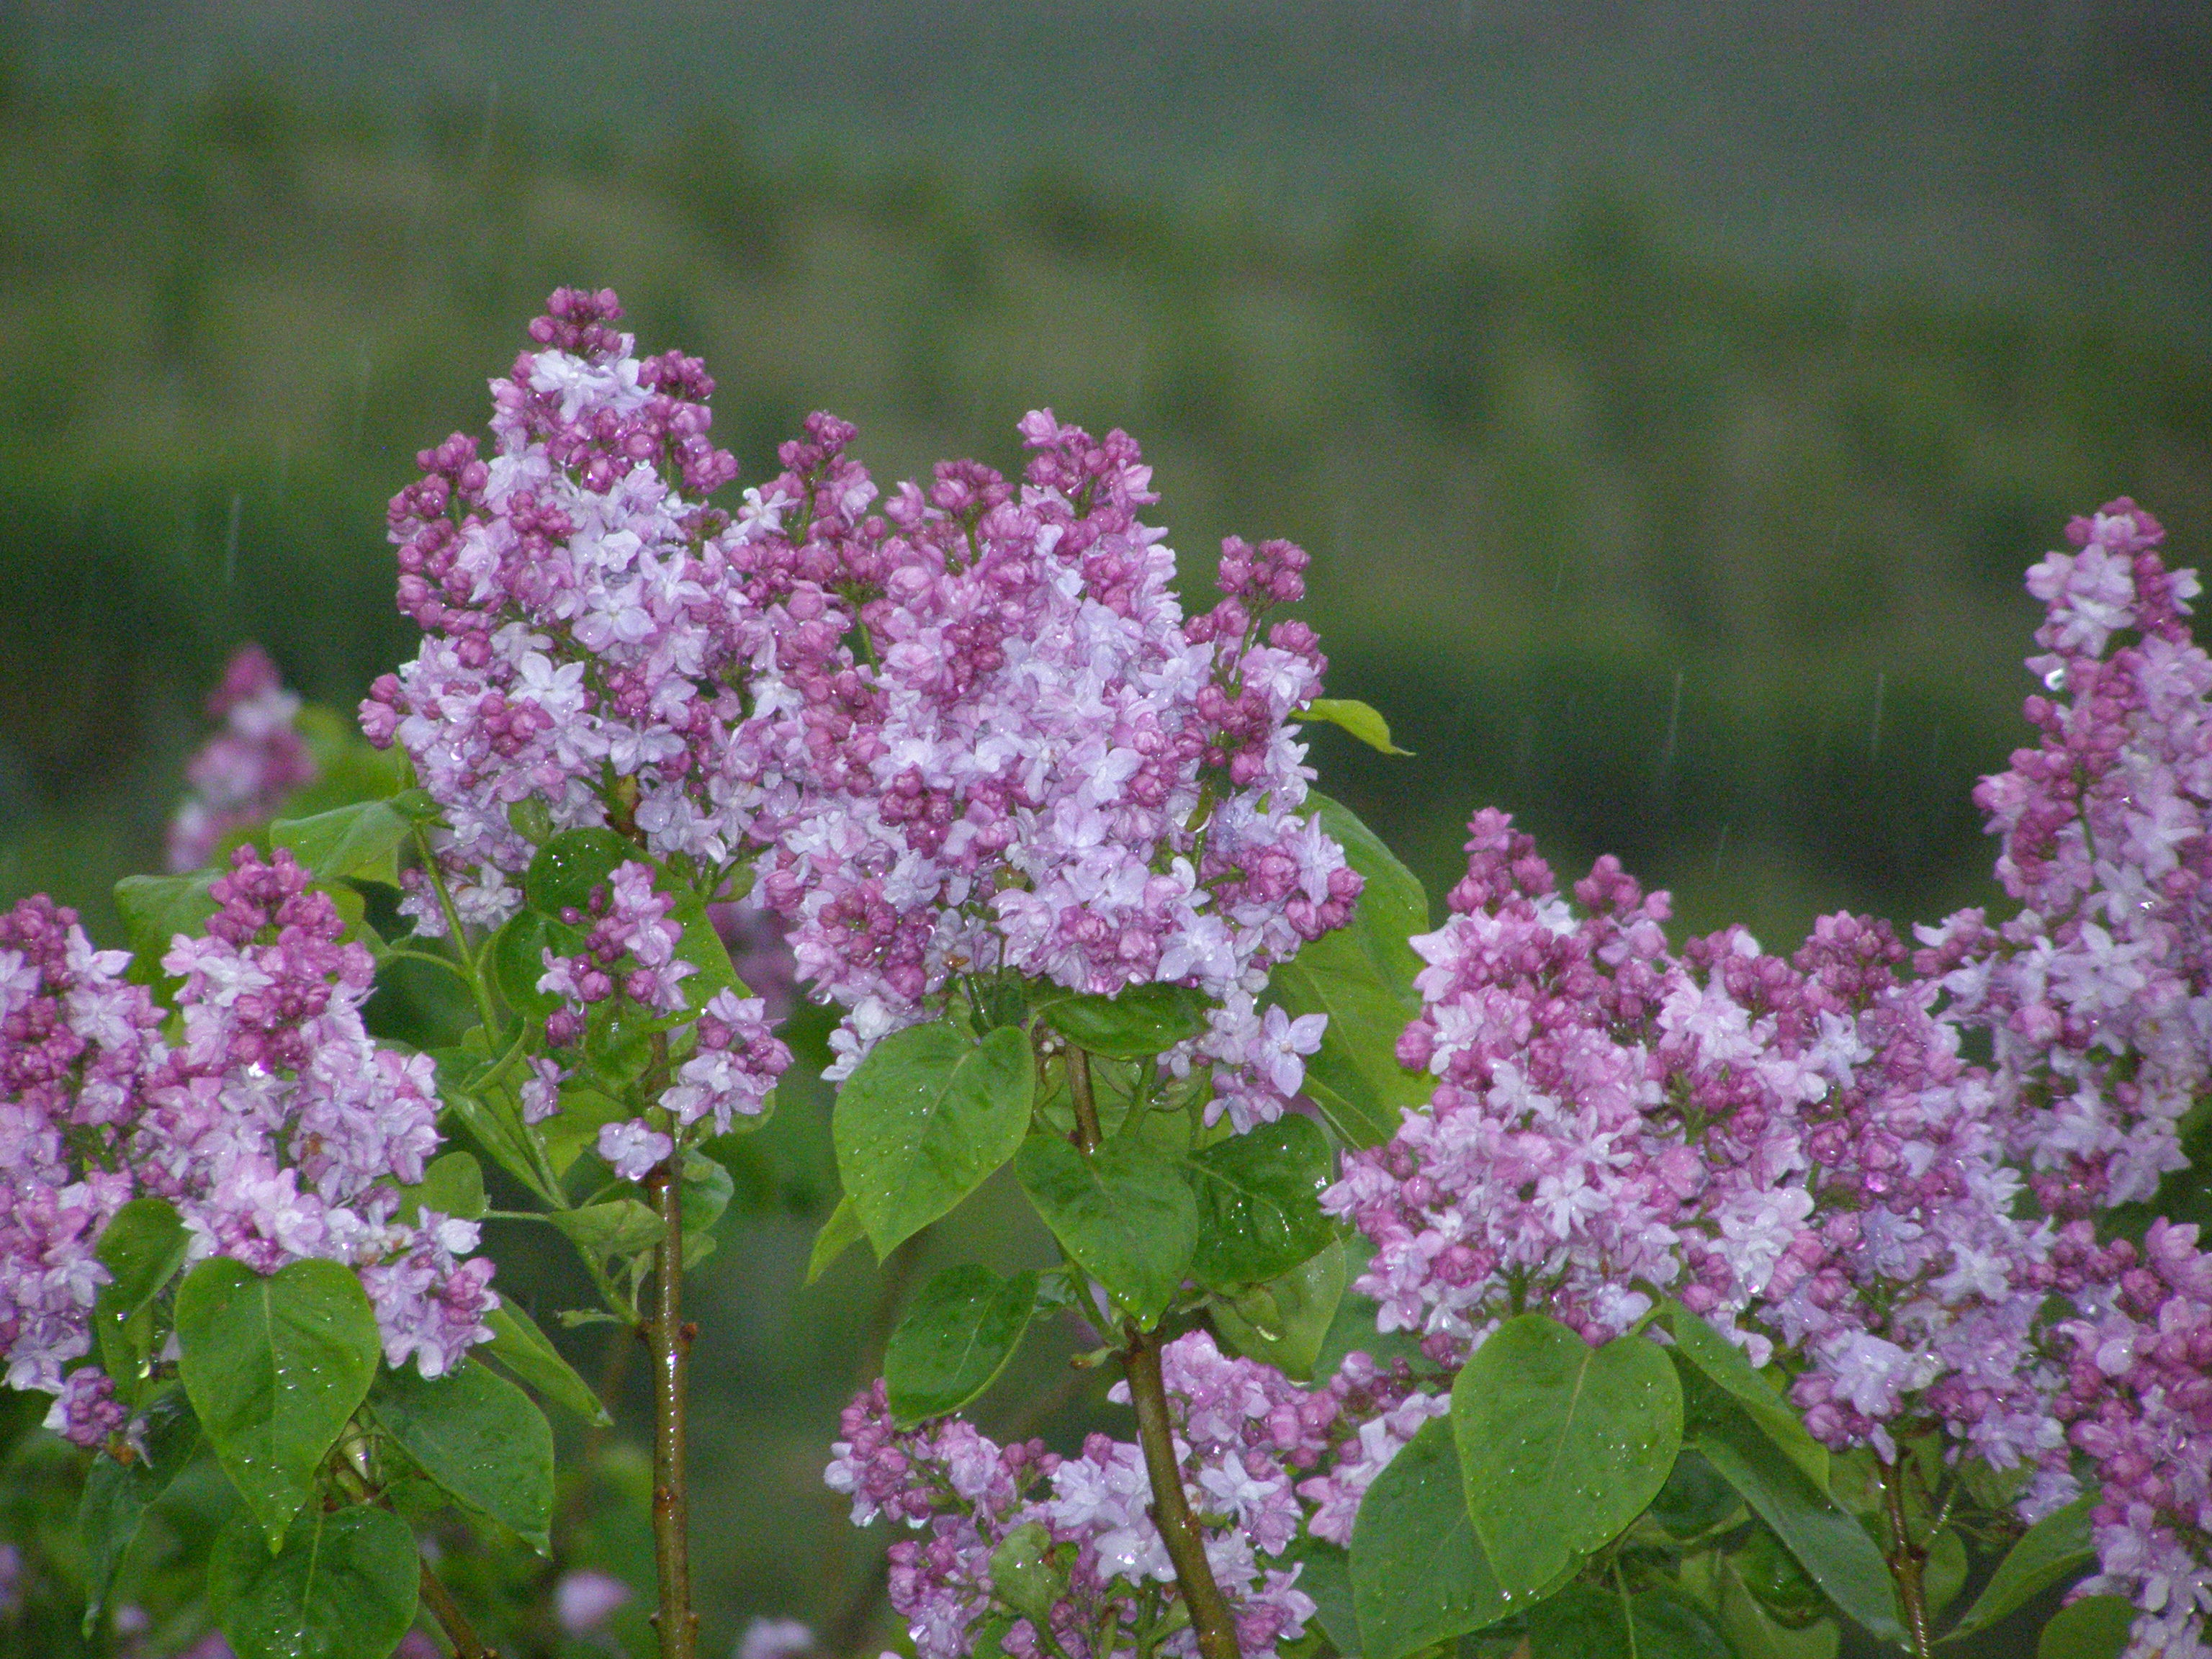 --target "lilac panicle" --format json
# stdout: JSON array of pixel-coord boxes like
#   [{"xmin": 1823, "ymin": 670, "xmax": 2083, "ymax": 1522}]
[
  {"xmin": 166, "ymin": 644, "xmax": 319, "ymax": 872},
  {"xmin": 0, "ymin": 849, "xmax": 497, "ymax": 1449}
]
